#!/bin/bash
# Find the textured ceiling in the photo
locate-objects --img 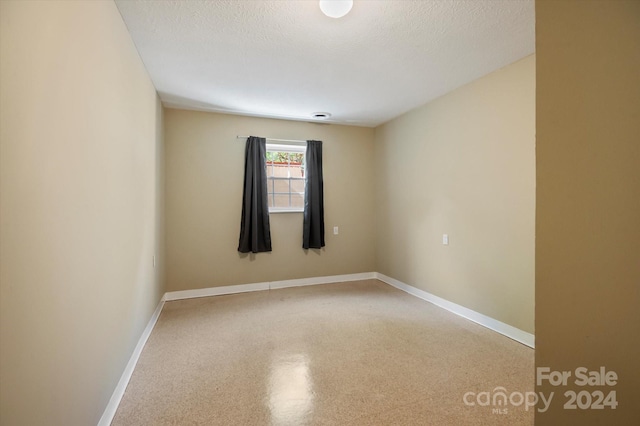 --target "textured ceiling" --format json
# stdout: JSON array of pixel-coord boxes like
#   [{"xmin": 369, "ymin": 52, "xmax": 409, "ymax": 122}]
[{"xmin": 115, "ymin": 0, "xmax": 534, "ymax": 127}]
